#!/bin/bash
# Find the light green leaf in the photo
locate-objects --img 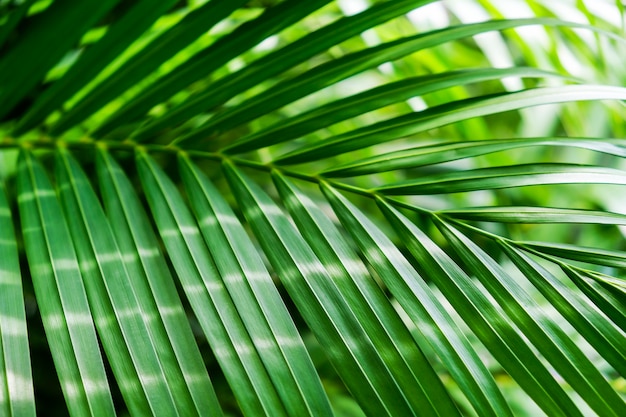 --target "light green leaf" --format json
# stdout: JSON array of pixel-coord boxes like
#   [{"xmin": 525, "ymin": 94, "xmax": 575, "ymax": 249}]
[
  {"xmin": 501, "ymin": 242, "xmax": 626, "ymax": 383},
  {"xmin": 55, "ymin": 147, "xmax": 181, "ymax": 416},
  {"xmin": 437, "ymin": 205, "xmax": 626, "ymax": 225},
  {"xmin": 583, "ymin": 272, "xmax": 626, "ymax": 299},
  {"xmin": 521, "ymin": 240, "xmax": 626, "ymax": 269},
  {"xmin": 561, "ymin": 267, "xmax": 626, "ymax": 334}
]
